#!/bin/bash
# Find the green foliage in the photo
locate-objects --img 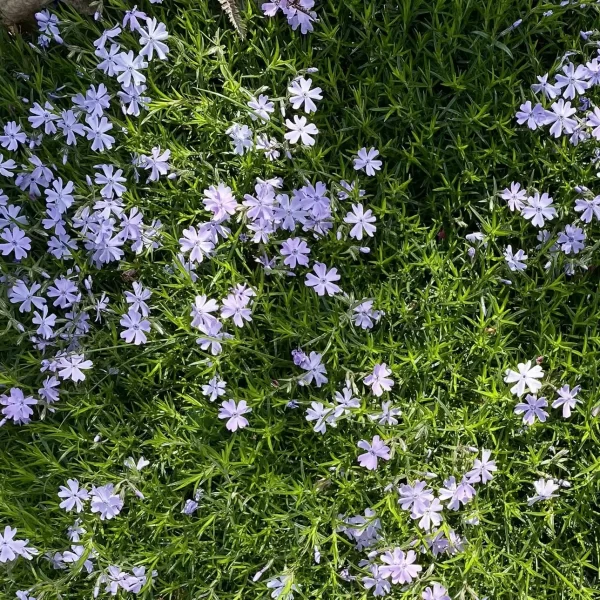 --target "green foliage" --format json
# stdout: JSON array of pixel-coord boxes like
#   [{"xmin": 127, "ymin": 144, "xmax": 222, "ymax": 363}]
[{"xmin": 1, "ymin": 1, "xmax": 600, "ymax": 599}]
